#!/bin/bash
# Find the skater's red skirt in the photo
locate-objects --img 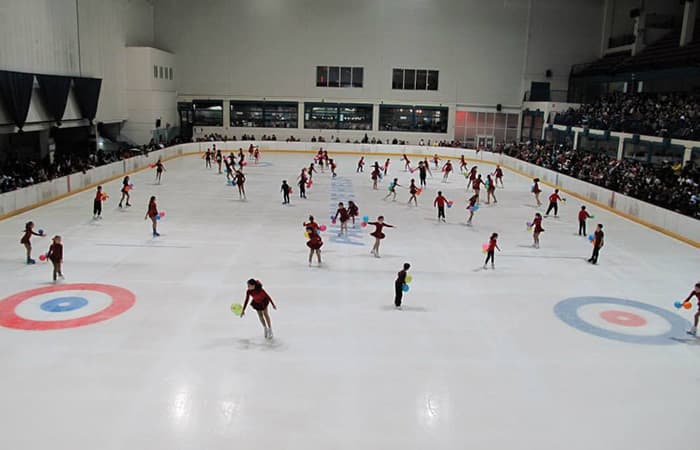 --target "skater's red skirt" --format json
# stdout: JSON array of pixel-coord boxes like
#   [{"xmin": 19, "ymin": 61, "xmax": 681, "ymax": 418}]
[
  {"xmin": 371, "ymin": 231, "xmax": 385, "ymax": 239},
  {"xmin": 251, "ymin": 298, "xmax": 269, "ymax": 311},
  {"xmin": 307, "ymin": 238, "xmax": 323, "ymax": 250}
]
